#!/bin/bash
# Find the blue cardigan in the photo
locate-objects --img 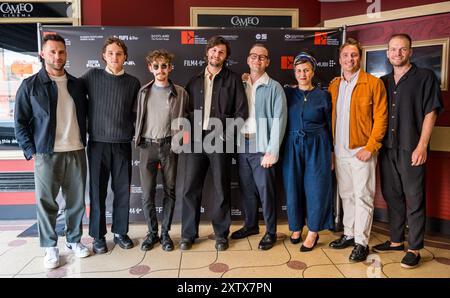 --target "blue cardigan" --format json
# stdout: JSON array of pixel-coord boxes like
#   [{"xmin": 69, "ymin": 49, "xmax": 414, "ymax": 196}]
[{"xmin": 242, "ymin": 77, "xmax": 287, "ymax": 162}]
